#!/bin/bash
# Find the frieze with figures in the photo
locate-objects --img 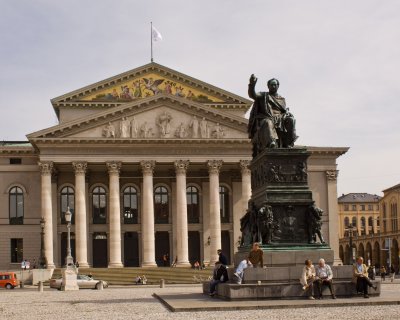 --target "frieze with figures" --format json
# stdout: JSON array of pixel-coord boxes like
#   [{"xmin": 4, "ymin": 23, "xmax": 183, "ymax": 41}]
[
  {"xmin": 101, "ymin": 112, "xmax": 227, "ymax": 139},
  {"xmin": 82, "ymin": 74, "xmax": 223, "ymax": 103},
  {"xmin": 251, "ymin": 159, "xmax": 309, "ymax": 190}
]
